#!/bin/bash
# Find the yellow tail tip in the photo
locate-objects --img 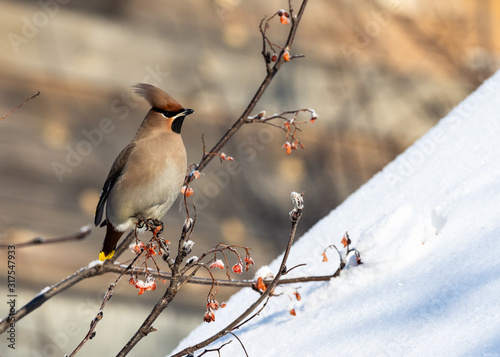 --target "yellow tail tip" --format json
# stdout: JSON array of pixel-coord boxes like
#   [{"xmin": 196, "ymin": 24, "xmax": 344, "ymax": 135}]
[{"xmin": 99, "ymin": 250, "xmax": 115, "ymax": 261}]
